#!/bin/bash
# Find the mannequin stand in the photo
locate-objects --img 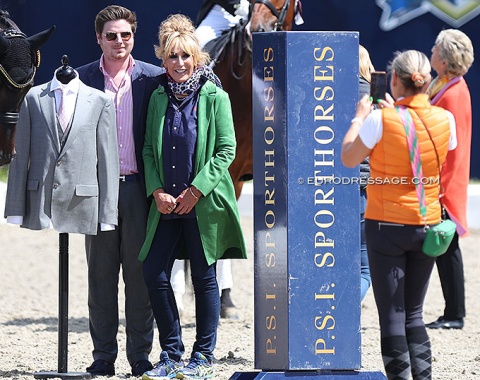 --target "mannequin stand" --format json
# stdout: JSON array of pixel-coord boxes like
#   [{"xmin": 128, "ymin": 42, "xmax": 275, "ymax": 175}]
[{"xmin": 34, "ymin": 233, "xmax": 91, "ymax": 380}]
